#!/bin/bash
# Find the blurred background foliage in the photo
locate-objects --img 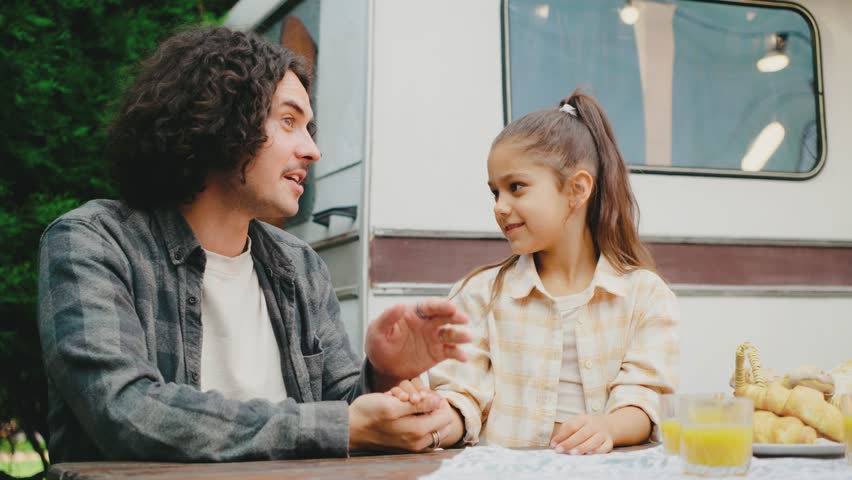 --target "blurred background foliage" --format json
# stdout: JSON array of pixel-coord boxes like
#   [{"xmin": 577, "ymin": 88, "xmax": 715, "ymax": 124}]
[{"xmin": 0, "ymin": 1, "xmax": 237, "ymax": 477}]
